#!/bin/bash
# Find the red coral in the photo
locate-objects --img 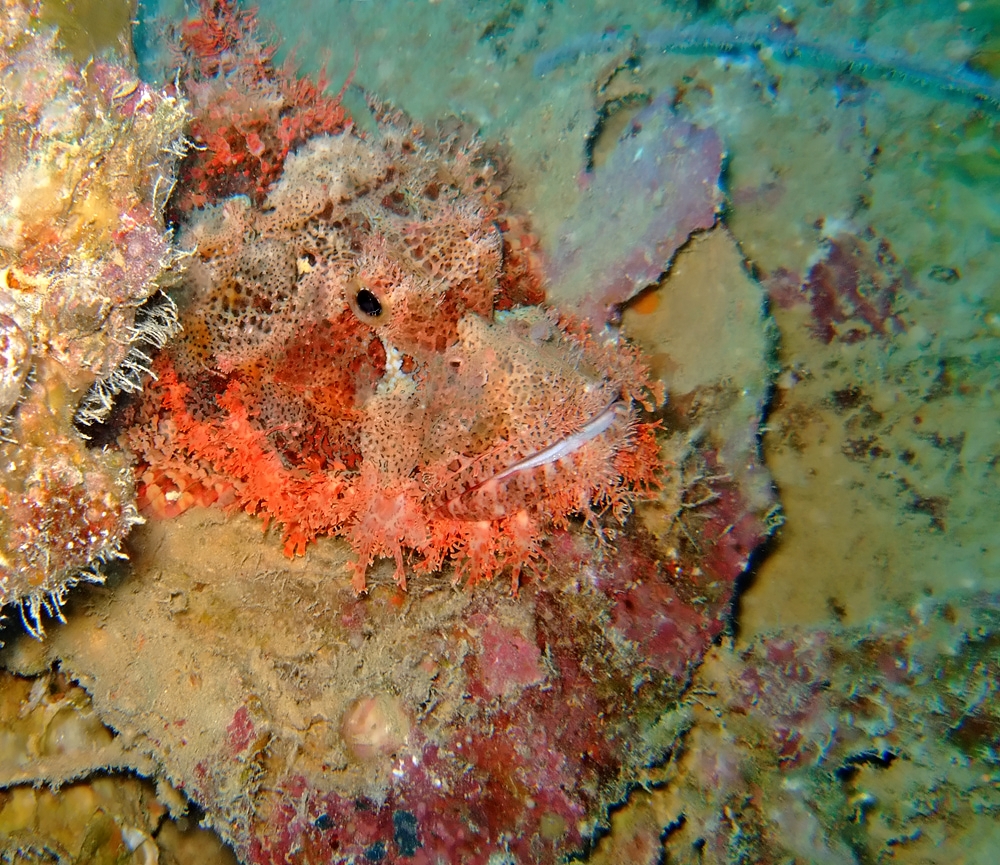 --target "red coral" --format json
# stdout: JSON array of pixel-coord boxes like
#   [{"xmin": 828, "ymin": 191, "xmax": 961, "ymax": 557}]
[{"xmin": 170, "ymin": 0, "xmax": 353, "ymax": 214}]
